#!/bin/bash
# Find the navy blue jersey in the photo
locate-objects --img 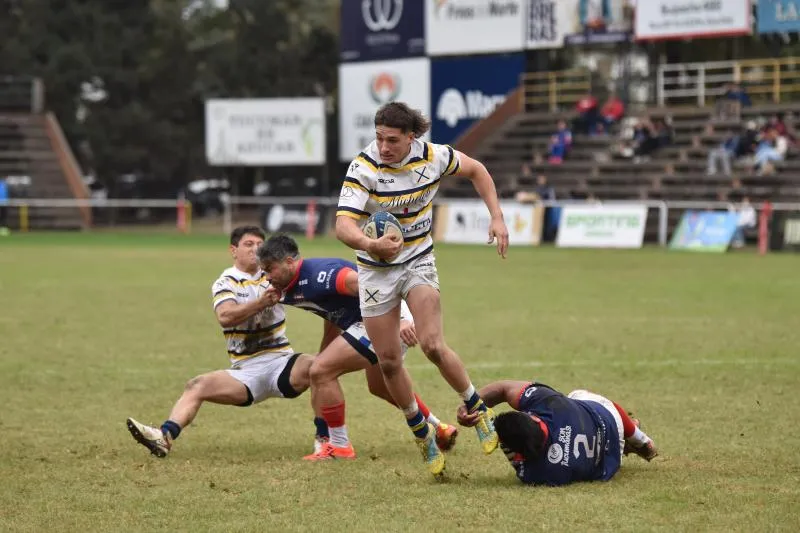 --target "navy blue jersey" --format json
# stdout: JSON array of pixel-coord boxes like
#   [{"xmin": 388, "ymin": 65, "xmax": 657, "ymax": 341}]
[
  {"xmin": 280, "ymin": 258, "xmax": 361, "ymax": 330},
  {"xmin": 509, "ymin": 383, "xmax": 621, "ymax": 486}
]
